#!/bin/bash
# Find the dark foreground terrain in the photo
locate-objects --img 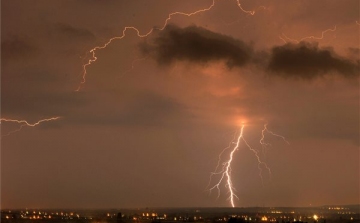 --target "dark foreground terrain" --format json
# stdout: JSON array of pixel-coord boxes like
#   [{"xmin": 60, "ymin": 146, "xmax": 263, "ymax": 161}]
[{"xmin": 2, "ymin": 205, "xmax": 359, "ymax": 223}]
